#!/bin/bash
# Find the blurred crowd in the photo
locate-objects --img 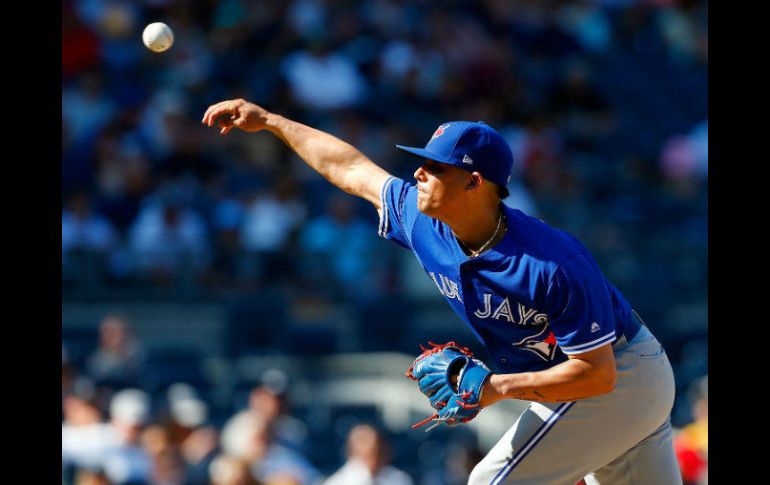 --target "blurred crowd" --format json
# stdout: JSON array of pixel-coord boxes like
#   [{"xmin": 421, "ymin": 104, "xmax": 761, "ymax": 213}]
[
  {"xmin": 62, "ymin": 0, "xmax": 707, "ymax": 484},
  {"xmin": 63, "ymin": 313, "xmax": 706, "ymax": 485},
  {"xmin": 63, "ymin": 314, "xmax": 487, "ymax": 485},
  {"xmin": 62, "ymin": 0, "xmax": 707, "ymax": 300}
]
